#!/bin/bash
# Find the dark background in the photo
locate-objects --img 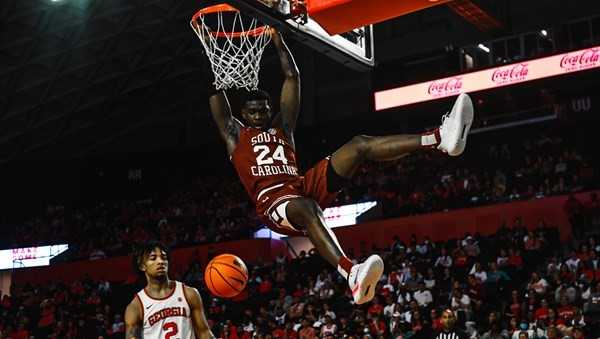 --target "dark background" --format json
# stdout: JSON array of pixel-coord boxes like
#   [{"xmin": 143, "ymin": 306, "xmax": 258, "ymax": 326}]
[{"xmin": 1, "ymin": 0, "xmax": 599, "ymax": 218}]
